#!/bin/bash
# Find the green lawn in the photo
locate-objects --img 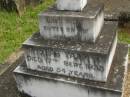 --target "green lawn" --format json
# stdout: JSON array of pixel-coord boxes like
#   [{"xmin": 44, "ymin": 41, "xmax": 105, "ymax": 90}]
[
  {"xmin": 119, "ymin": 28, "xmax": 130, "ymax": 56},
  {"xmin": 0, "ymin": 0, "xmax": 130, "ymax": 64},
  {"xmin": 119, "ymin": 29, "xmax": 130, "ymax": 43},
  {"xmin": 0, "ymin": 0, "xmax": 54, "ymax": 63}
]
